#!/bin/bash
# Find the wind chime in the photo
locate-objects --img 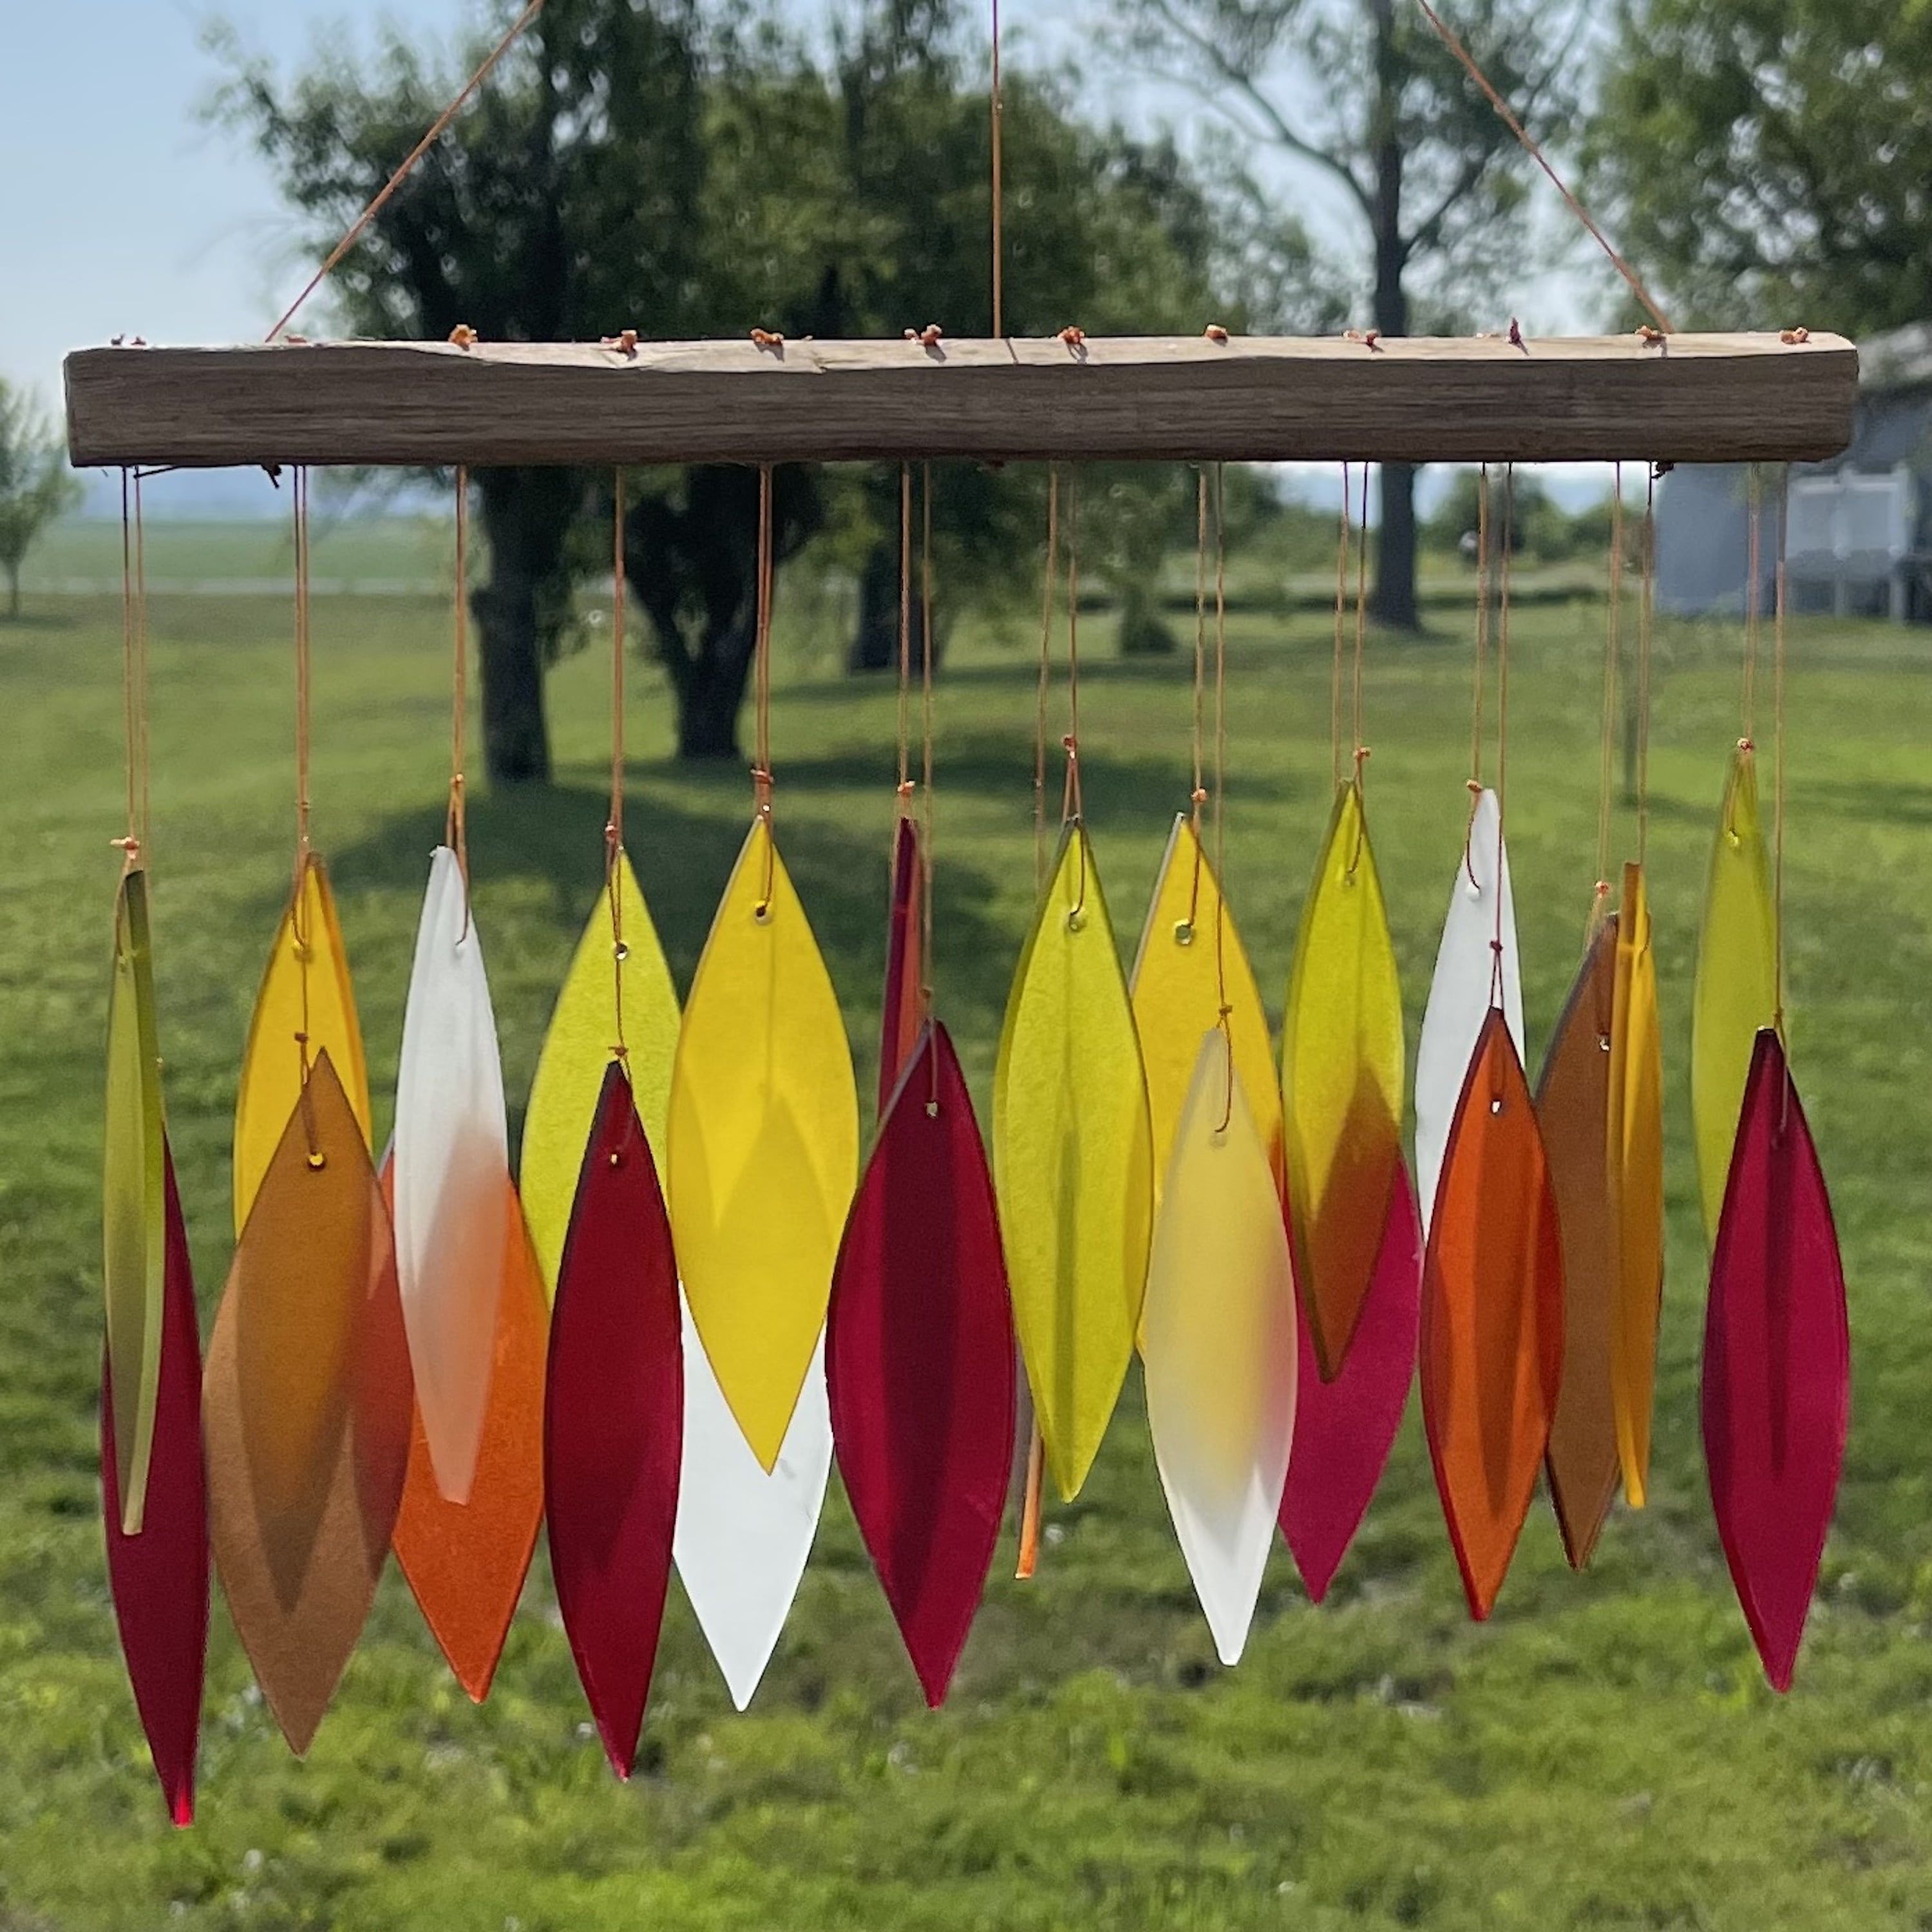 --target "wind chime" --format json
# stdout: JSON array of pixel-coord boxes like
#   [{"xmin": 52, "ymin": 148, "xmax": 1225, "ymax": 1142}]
[{"xmin": 79, "ymin": 0, "xmax": 1858, "ymax": 1826}]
